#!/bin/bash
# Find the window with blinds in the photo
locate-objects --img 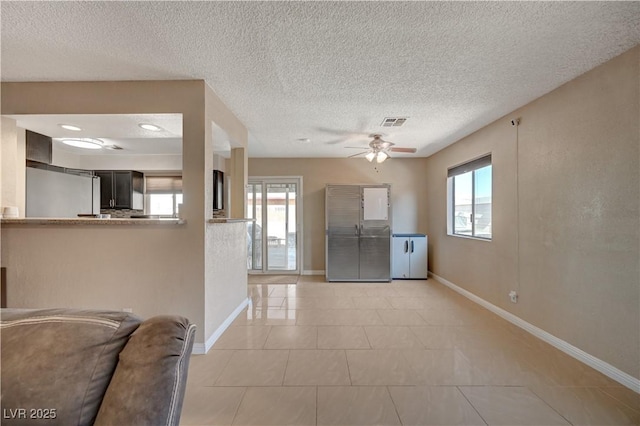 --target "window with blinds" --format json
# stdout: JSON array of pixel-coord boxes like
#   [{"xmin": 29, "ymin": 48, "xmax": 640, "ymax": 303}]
[
  {"xmin": 146, "ymin": 176, "xmax": 183, "ymax": 216},
  {"xmin": 145, "ymin": 176, "xmax": 182, "ymax": 194},
  {"xmin": 447, "ymin": 154, "xmax": 492, "ymax": 240}
]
